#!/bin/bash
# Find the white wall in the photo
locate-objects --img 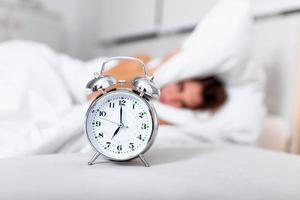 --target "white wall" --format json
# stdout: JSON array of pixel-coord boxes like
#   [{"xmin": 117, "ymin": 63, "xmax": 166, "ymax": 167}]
[
  {"xmin": 252, "ymin": 15, "xmax": 300, "ymax": 121},
  {"xmin": 39, "ymin": 0, "xmax": 99, "ymax": 60},
  {"xmin": 95, "ymin": 0, "xmax": 218, "ymax": 57},
  {"xmin": 0, "ymin": 0, "xmax": 64, "ymax": 51}
]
